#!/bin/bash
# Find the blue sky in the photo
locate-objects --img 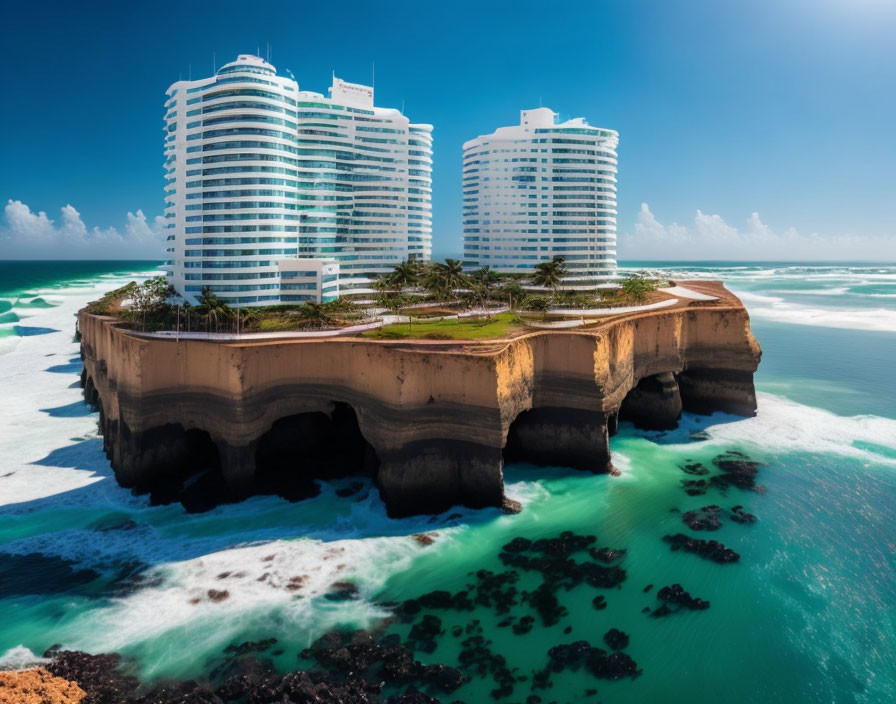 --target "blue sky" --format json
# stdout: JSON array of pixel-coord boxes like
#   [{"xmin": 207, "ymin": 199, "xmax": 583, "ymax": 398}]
[{"xmin": 1, "ymin": 0, "xmax": 894, "ymax": 259}]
